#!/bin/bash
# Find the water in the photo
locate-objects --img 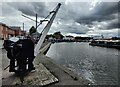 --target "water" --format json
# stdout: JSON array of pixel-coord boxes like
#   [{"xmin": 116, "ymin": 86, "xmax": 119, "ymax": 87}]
[{"xmin": 46, "ymin": 42, "xmax": 119, "ymax": 85}]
